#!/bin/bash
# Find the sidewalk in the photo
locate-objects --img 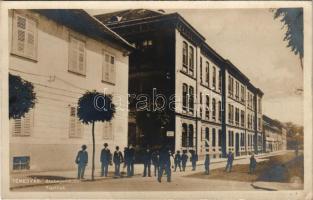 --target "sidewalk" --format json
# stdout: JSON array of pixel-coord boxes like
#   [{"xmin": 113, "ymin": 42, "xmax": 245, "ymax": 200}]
[{"xmin": 10, "ymin": 150, "xmax": 288, "ymax": 190}]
